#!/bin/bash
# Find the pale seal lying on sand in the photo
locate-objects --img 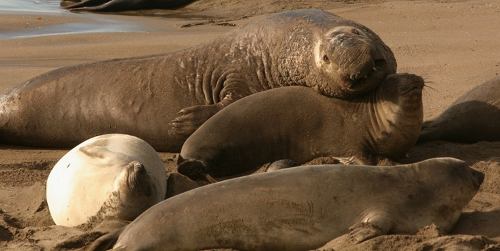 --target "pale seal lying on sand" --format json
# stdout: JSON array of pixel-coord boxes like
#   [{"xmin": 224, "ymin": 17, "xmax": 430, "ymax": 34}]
[
  {"xmin": 0, "ymin": 9, "xmax": 396, "ymax": 152},
  {"xmin": 419, "ymin": 76, "xmax": 500, "ymax": 143},
  {"xmin": 89, "ymin": 158, "xmax": 483, "ymax": 251},
  {"xmin": 178, "ymin": 73, "xmax": 423, "ymax": 180},
  {"xmin": 46, "ymin": 134, "xmax": 166, "ymax": 227},
  {"xmin": 61, "ymin": 0, "xmax": 195, "ymax": 12}
]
